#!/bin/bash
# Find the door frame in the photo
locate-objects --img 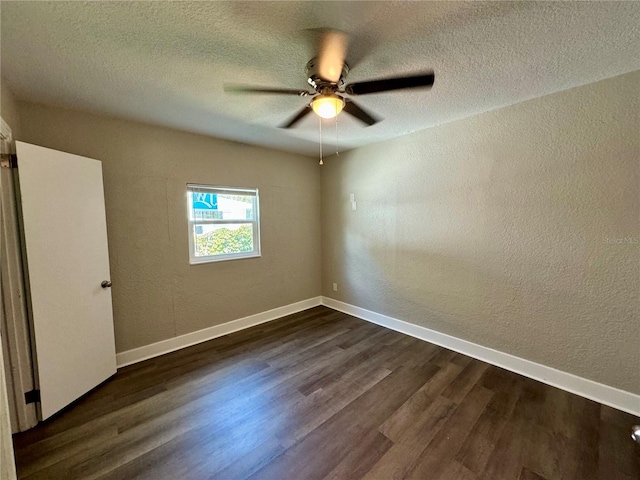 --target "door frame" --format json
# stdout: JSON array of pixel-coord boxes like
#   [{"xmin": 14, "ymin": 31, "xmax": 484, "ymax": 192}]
[{"xmin": 0, "ymin": 116, "xmax": 38, "ymax": 432}]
